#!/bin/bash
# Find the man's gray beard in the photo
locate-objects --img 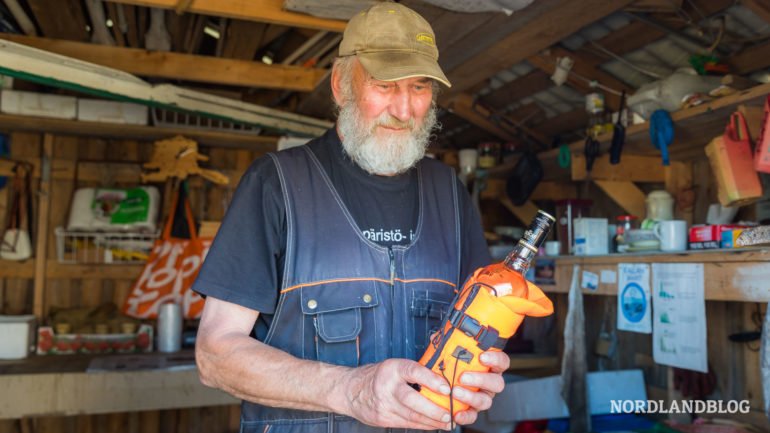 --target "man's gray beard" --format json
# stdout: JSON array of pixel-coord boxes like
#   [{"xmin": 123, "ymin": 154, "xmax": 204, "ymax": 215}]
[{"xmin": 337, "ymin": 102, "xmax": 437, "ymax": 176}]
